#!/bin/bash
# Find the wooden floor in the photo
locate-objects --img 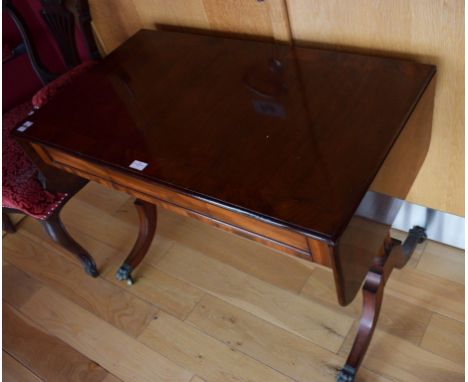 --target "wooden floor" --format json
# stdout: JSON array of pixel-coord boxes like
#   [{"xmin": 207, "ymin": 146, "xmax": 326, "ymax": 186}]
[{"xmin": 2, "ymin": 182, "xmax": 465, "ymax": 382}]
